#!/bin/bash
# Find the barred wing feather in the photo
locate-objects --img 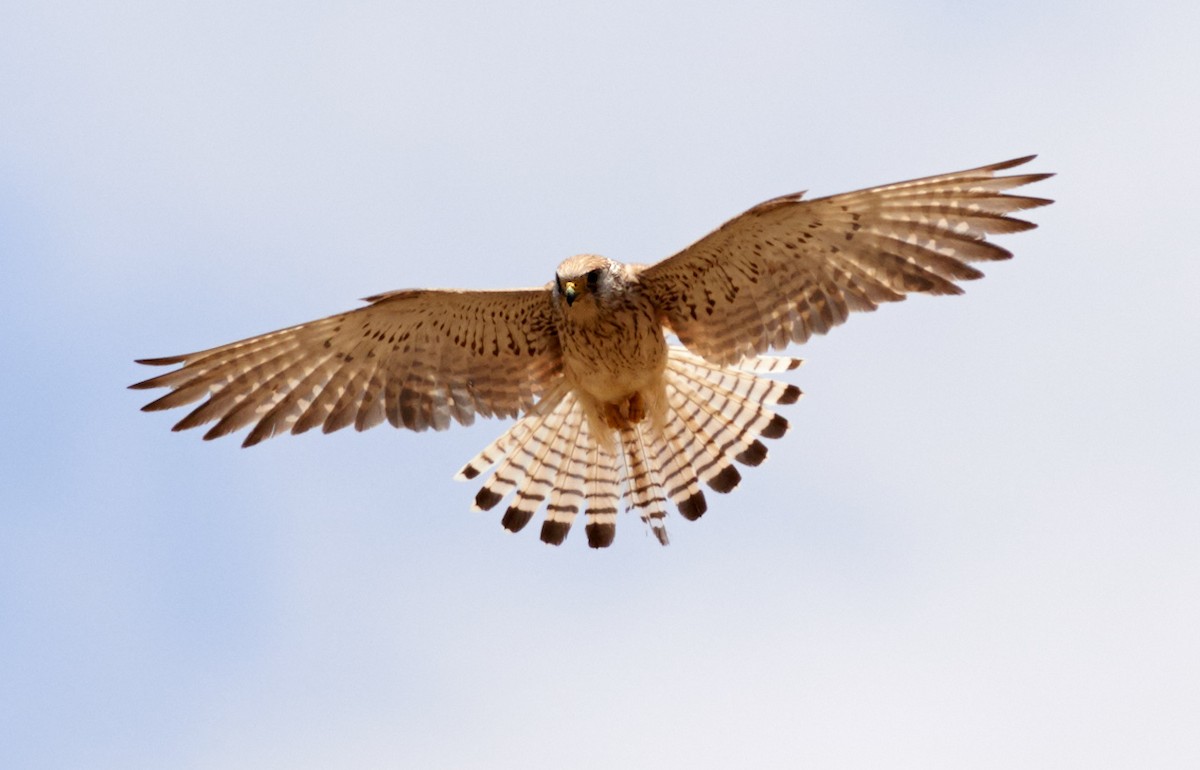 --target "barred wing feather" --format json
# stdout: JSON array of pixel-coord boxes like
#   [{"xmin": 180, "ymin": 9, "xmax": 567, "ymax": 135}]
[
  {"xmin": 641, "ymin": 156, "xmax": 1052, "ymax": 366},
  {"xmin": 131, "ymin": 288, "xmax": 562, "ymax": 446}
]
